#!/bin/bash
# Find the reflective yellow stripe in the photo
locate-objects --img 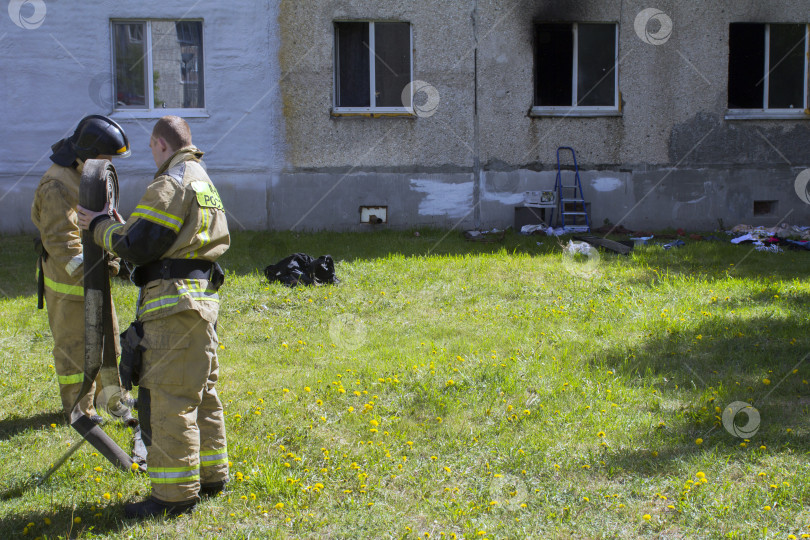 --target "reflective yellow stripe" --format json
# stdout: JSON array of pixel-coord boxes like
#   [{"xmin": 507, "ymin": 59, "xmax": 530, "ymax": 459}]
[
  {"xmin": 185, "ymin": 206, "xmax": 209, "ymax": 259},
  {"xmin": 103, "ymin": 222, "xmax": 125, "ymax": 252},
  {"xmin": 150, "ymin": 465, "xmax": 199, "ymax": 473},
  {"xmin": 132, "ymin": 205, "xmax": 183, "ymax": 233},
  {"xmin": 43, "ymin": 275, "xmax": 83, "ymax": 297},
  {"xmin": 58, "ymin": 373, "xmax": 84, "ymax": 385},
  {"xmin": 151, "ymin": 475, "xmax": 201, "ymax": 484},
  {"xmin": 137, "ymin": 280, "xmax": 219, "ymax": 317},
  {"xmin": 148, "ymin": 464, "xmax": 200, "ymax": 484},
  {"xmin": 200, "ymin": 448, "xmax": 227, "ymax": 467}
]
